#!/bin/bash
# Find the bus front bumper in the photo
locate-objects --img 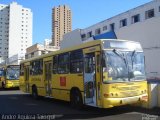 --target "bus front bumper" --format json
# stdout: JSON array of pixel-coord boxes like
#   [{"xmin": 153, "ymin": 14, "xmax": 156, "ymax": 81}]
[{"xmin": 102, "ymin": 94, "xmax": 148, "ymax": 108}]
